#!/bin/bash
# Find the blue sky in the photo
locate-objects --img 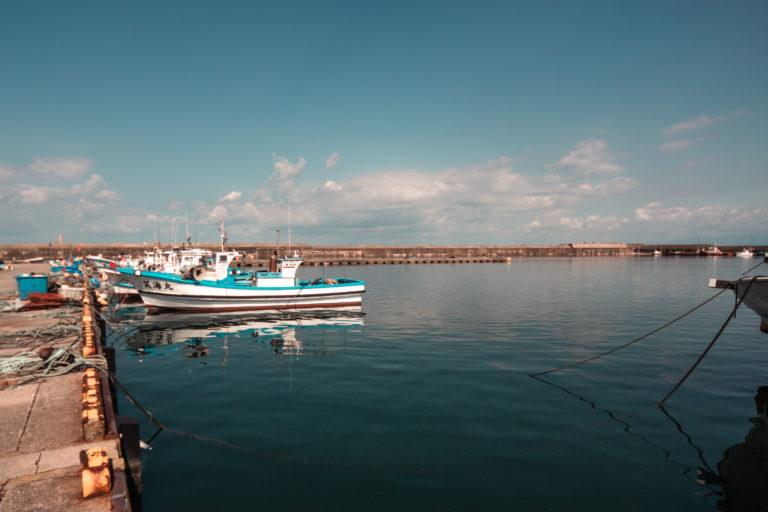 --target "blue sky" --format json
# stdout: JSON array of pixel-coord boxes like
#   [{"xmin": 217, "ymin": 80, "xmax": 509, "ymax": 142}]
[{"xmin": 1, "ymin": 0, "xmax": 766, "ymax": 244}]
